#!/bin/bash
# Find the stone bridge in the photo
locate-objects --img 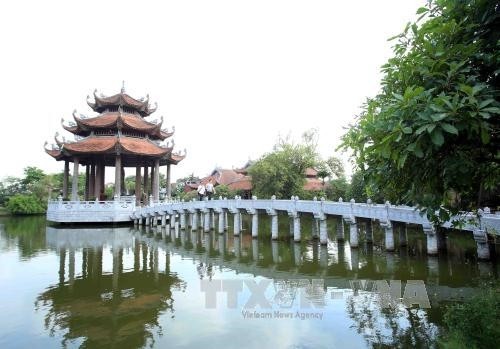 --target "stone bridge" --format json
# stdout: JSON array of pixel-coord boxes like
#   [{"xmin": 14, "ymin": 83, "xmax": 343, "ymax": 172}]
[{"xmin": 131, "ymin": 196, "xmax": 500, "ymax": 260}]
